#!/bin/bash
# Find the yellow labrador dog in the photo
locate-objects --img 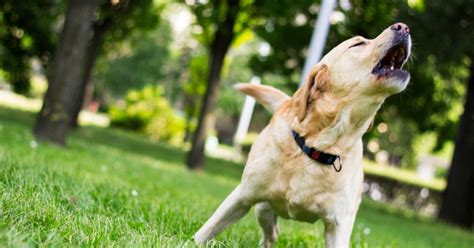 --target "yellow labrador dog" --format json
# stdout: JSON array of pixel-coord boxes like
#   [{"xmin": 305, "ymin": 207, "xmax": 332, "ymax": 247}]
[{"xmin": 195, "ymin": 23, "xmax": 411, "ymax": 248}]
